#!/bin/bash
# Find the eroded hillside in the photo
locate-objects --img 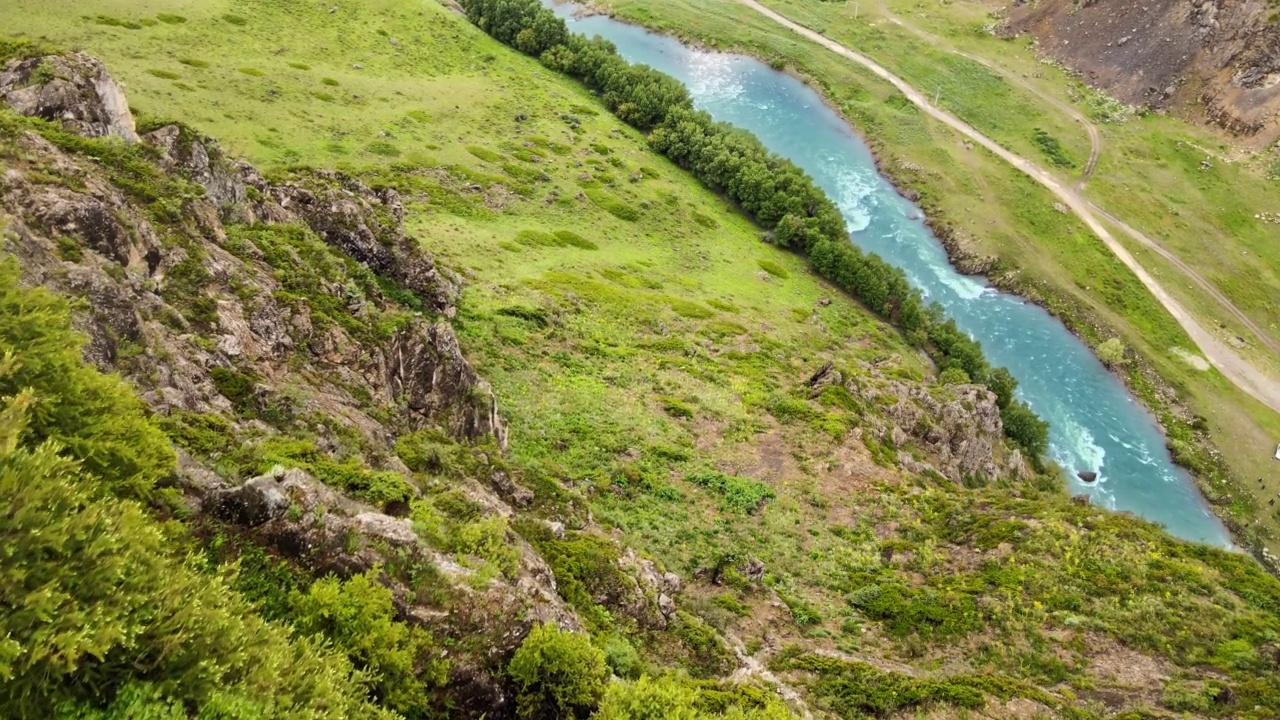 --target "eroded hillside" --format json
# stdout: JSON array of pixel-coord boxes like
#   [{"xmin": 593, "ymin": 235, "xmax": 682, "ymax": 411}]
[
  {"xmin": 2, "ymin": 2, "xmax": 1280, "ymax": 719},
  {"xmin": 1003, "ymin": 0, "xmax": 1280, "ymax": 145}
]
